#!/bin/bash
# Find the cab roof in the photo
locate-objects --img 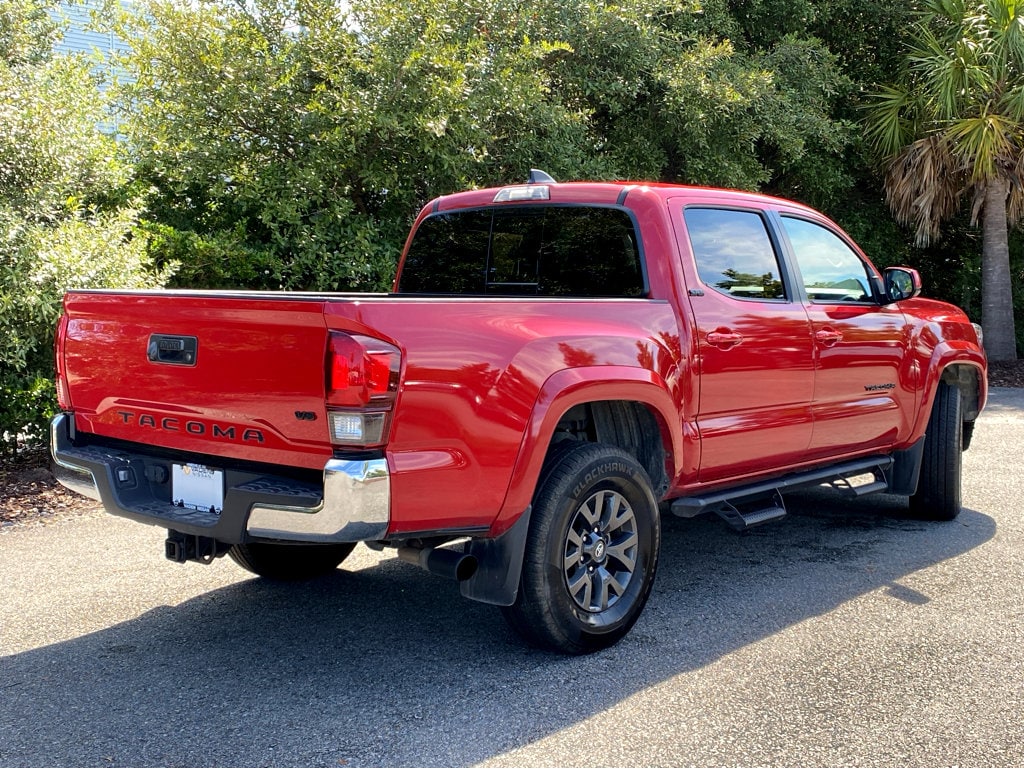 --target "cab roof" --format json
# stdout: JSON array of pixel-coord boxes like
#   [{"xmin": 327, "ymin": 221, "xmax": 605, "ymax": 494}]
[{"xmin": 427, "ymin": 179, "xmax": 819, "ymax": 216}]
